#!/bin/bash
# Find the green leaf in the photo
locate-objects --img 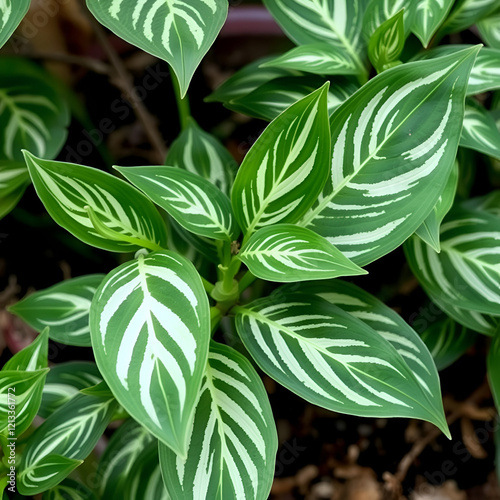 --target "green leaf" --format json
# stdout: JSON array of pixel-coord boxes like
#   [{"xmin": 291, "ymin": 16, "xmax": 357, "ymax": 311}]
[
  {"xmin": 478, "ymin": 12, "xmax": 500, "ymax": 50},
  {"xmin": 420, "ymin": 317, "xmax": 477, "ymax": 371},
  {"xmin": 3, "ymin": 327, "xmax": 49, "ymax": 371},
  {"xmin": 87, "ymin": 0, "xmax": 228, "ymax": 98},
  {"xmin": 89, "ymin": 250, "xmax": 210, "ymax": 457},
  {"xmin": 116, "ymin": 166, "xmax": 239, "ymax": 242},
  {"xmin": 460, "ymin": 99, "xmax": 500, "ymax": 159},
  {"xmin": 0, "ymin": 368, "xmax": 49, "ymax": 437},
  {"xmin": 238, "ymin": 224, "xmax": 366, "ymax": 282},
  {"xmin": 488, "ymin": 330, "xmax": 500, "ymax": 411},
  {"xmin": 9, "ymin": 275, "xmax": 104, "ymax": 347},
  {"xmin": 405, "ymin": 207, "xmax": 500, "ymax": 317},
  {"xmin": 414, "ymin": 161, "xmax": 458, "ymax": 252},
  {"xmin": 164, "ymin": 118, "xmax": 235, "ymax": 196},
  {"xmin": 226, "ymin": 75, "xmax": 358, "ymax": 122},
  {"xmin": 24, "ymin": 152, "xmax": 168, "ymax": 253},
  {"xmin": 363, "ymin": 0, "xmax": 414, "ymax": 39},
  {"xmin": 439, "ymin": 0, "xmax": 498, "ymax": 35},
  {"xmin": 463, "ymin": 191, "xmax": 500, "ymax": 218},
  {"xmin": 234, "ymin": 293, "xmax": 449, "ymax": 435},
  {"xmin": 411, "ymin": 0, "xmax": 454, "ymax": 47},
  {"xmin": 18, "ymin": 392, "xmax": 117, "ymax": 495},
  {"xmin": 299, "ymin": 46, "xmax": 479, "ymax": 266},
  {"xmin": 0, "ymin": 183, "xmax": 27, "ymax": 219},
  {"xmin": 39, "ymin": 362, "xmax": 102, "ymax": 419},
  {"xmin": 261, "ymin": 43, "xmax": 363, "ymax": 76},
  {"xmin": 0, "ymin": 161, "xmax": 30, "ymax": 219},
  {"xmin": 0, "ymin": 58, "xmax": 70, "ymax": 162},
  {"xmin": 231, "ymin": 84, "xmax": 331, "ymax": 237},
  {"xmin": 263, "ymin": 0, "xmax": 367, "ymax": 77},
  {"xmin": 42, "ymin": 478, "xmax": 98, "ymax": 500},
  {"xmin": 368, "ymin": 9, "xmax": 405, "ymax": 73},
  {"xmin": 0, "ymin": 1, "xmax": 30, "ymax": 49},
  {"xmin": 159, "ymin": 342, "xmax": 277, "ymax": 500}
]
